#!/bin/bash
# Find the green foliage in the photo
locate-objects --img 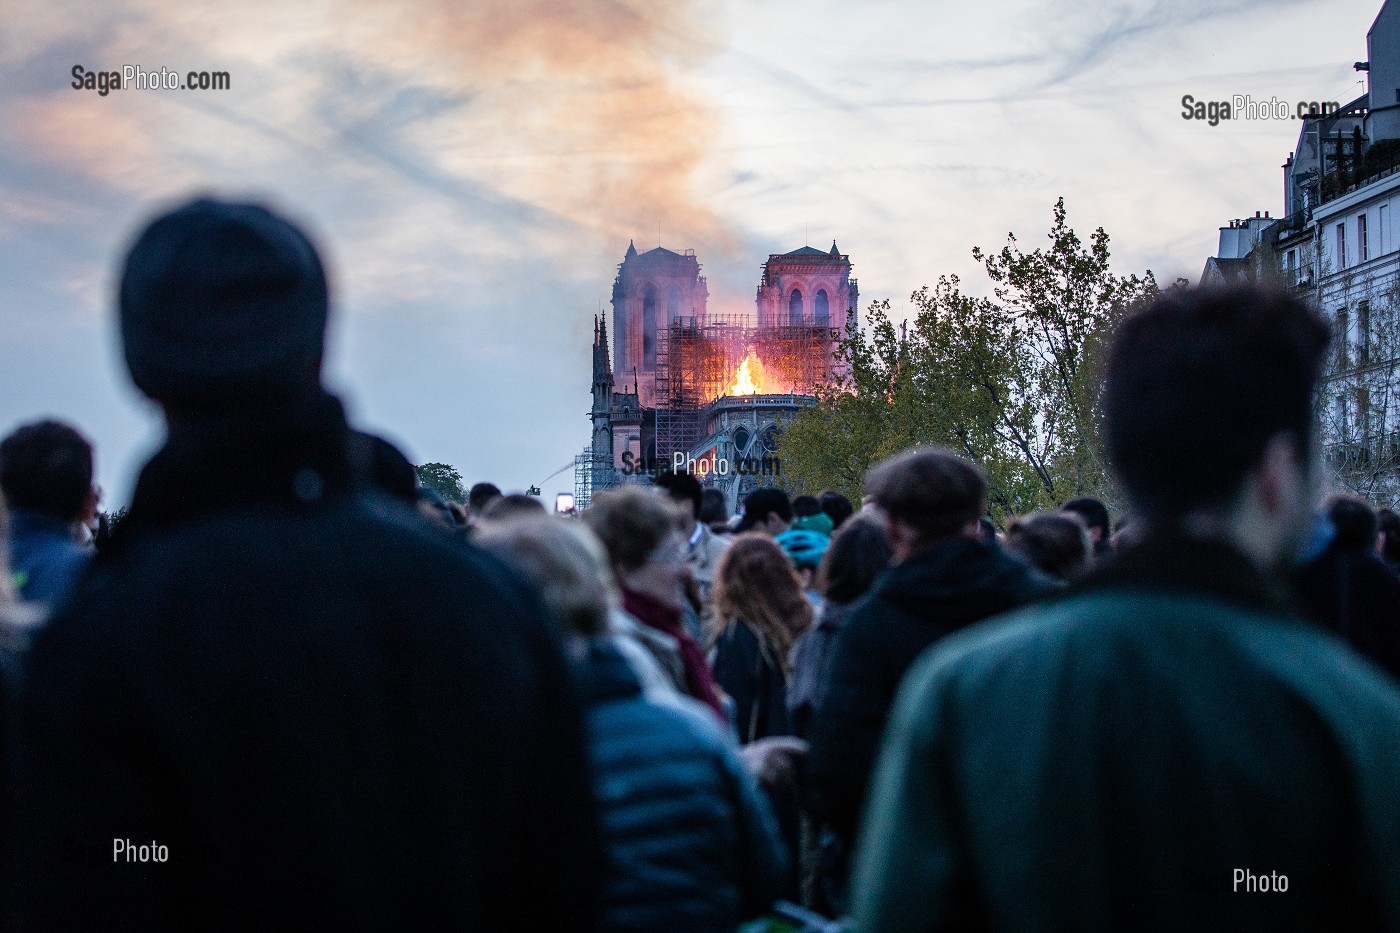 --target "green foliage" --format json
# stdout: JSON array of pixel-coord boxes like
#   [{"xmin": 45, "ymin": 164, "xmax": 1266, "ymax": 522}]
[
  {"xmin": 416, "ymin": 462, "xmax": 466, "ymax": 503},
  {"xmin": 99, "ymin": 506, "xmax": 129, "ymax": 530},
  {"xmin": 780, "ymin": 199, "xmax": 1163, "ymax": 521}
]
